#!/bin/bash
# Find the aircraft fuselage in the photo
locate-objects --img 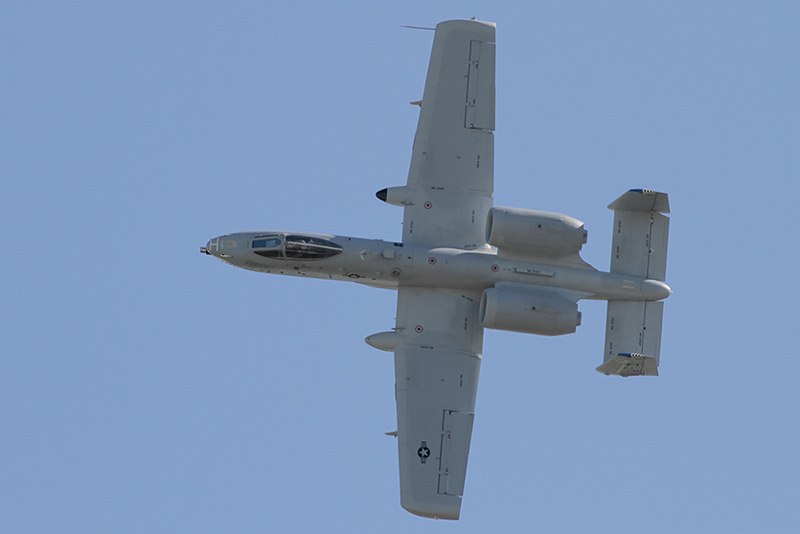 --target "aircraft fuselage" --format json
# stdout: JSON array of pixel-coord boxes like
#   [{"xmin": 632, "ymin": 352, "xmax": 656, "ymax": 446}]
[{"xmin": 203, "ymin": 231, "xmax": 671, "ymax": 302}]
